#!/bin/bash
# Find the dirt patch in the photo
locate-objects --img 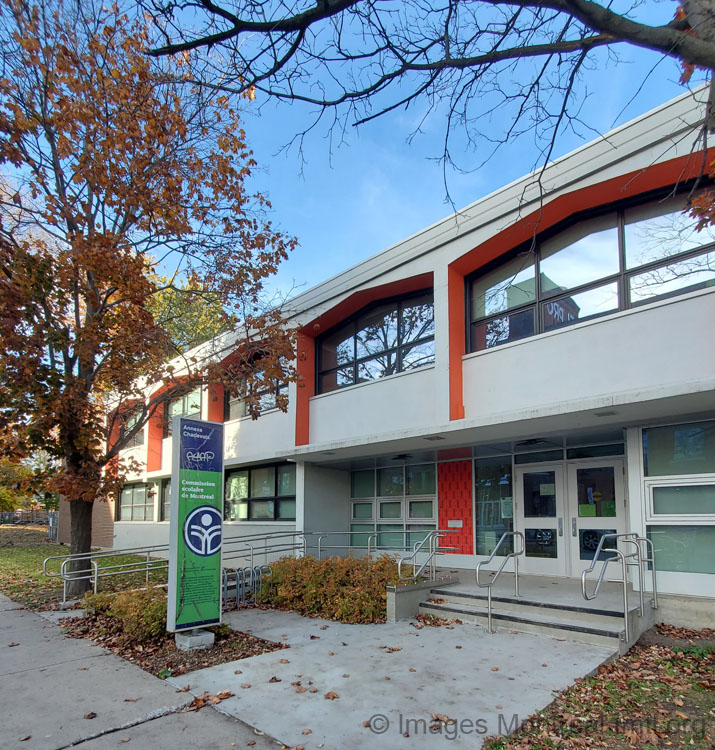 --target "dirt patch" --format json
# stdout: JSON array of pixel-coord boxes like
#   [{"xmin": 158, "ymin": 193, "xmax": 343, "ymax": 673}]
[
  {"xmin": 638, "ymin": 623, "xmax": 715, "ymax": 650},
  {"xmin": 0, "ymin": 525, "xmax": 54, "ymax": 547},
  {"xmin": 60, "ymin": 613, "xmax": 287, "ymax": 679}
]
